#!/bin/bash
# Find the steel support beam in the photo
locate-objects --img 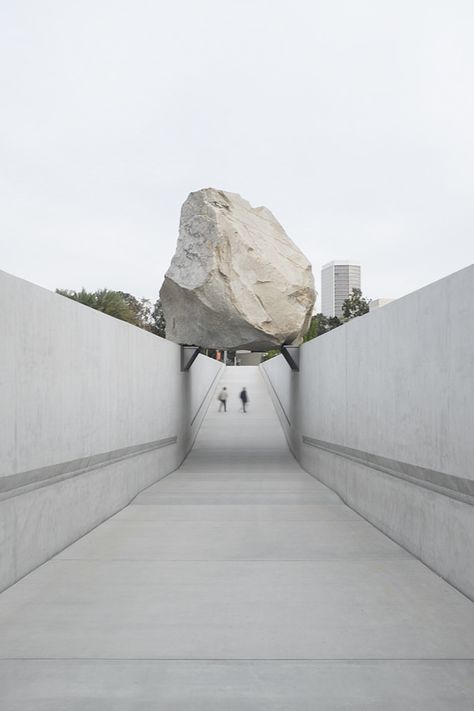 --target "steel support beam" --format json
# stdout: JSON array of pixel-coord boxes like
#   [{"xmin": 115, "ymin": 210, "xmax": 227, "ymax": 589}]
[
  {"xmin": 181, "ymin": 346, "xmax": 201, "ymax": 371},
  {"xmin": 280, "ymin": 345, "xmax": 300, "ymax": 371}
]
